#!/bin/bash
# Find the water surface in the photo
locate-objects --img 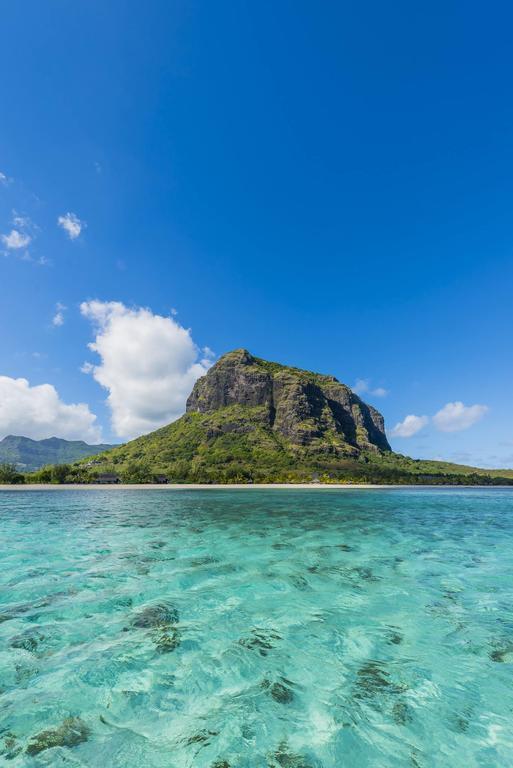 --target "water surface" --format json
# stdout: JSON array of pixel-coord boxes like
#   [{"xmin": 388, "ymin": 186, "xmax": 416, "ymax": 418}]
[{"xmin": 0, "ymin": 488, "xmax": 512, "ymax": 767}]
